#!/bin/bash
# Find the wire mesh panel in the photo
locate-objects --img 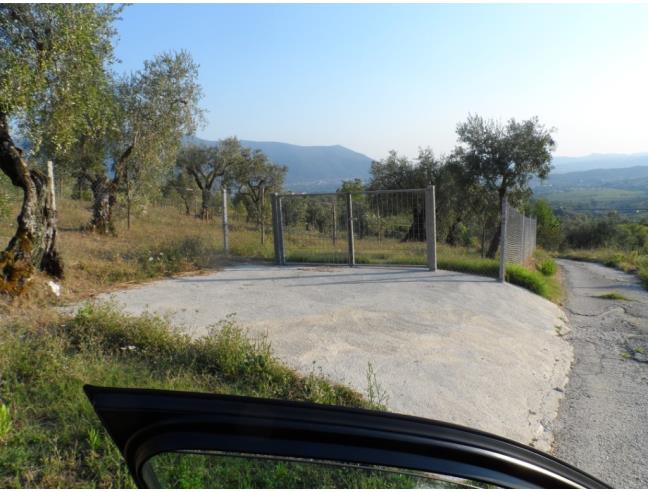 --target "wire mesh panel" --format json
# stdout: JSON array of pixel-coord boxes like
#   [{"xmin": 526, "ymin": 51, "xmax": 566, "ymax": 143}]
[
  {"xmin": 504, "ymin": 203, "xmax": 537, "ymax": 264},
  {"xmin": 276, "ymin": 189, "xmax": 429, "ymax": 266},
  {"xmin": 279, "ymin": 193, "xmax": 349, "ymax": 264},
  {"xmin": 352, "ymin": 189, "xmax": 427, "ymax": 265}
]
